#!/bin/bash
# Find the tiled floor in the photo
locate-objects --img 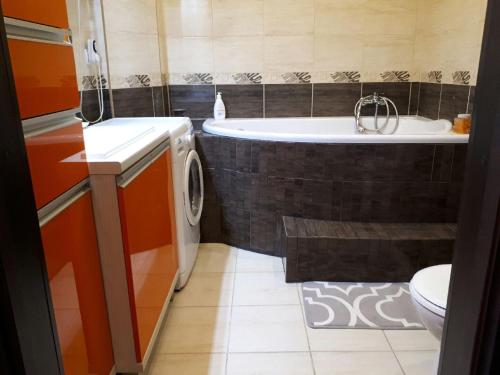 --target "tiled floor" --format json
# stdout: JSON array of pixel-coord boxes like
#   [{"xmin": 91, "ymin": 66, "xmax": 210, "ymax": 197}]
[{"xmin": 148, "ymin": 243, "xmax": 440, "ymax": 374}]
